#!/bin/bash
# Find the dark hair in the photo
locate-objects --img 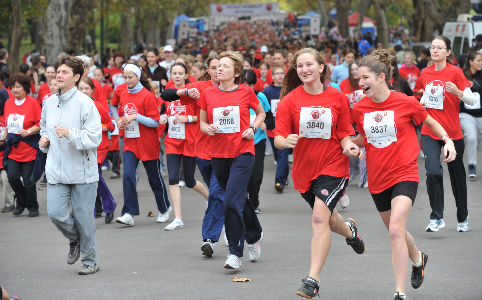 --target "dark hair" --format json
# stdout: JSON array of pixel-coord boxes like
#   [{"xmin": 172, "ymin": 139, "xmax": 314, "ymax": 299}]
[
  {"xmin": 433, "ymin": 35, "xmax": 454, "ymax": 64},
  {"xmin": 170, "ymin": 62, "xmax": 190, "ymax": 84},
  {"xmin": 0, "ymin": 70, "xmax": 8, "ymax": 82},
  {"xmin": 281, "ymin": 48, "xmax": 327, "ymax": 99},
  {"xmin": 240, "ymin": 69, "xmax": 257, "ymax": 85},
  {"xmin": 390, "ymin": 58, "xmax": 402, "ymax": 92},
  {"xmin": 59, "ymin": 57, "xmax": 85, "ymax": 86},
  {"xmin": 463, "ymin": 51, "xmax": 482, "ymax": 80},
  {"xmin": 19, "ymin": 64, "xmax": 30, "ymax": 74},
  {"xmin": 9, "ymin": 73, "xmax": 31, "ymax": 94},
  {"xmin": 45, "ymin": 65, "xmax": 56, "ymax": 72},
  {"xmin": 0, "ymin": 49, "xmax": 7, "ymax": 60},
  {"xmin": 358, "ymin": 49, "xmax": 393, "ymax": 85},
  {"xmin": 348, "ymin": 62, "xmax": 359, "ymax": 90},
  {"xmin": 94, "ymin": 67, "xmax": 105, "ymax": 76},
  {"xmin": 146, "ymin": 48, "xmax": 159, "ymax": 56},
  {"xmin": 198, "ymin": 56, "xmax": 219, "ymax": 82},
  {"xmin": 30, "ymin": 55, "xmax": 41, "ymax": 66}
]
